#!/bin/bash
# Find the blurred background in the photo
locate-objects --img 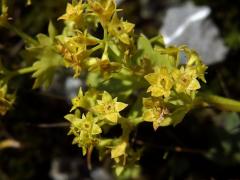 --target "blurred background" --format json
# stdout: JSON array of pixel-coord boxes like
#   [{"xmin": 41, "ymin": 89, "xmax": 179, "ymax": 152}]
[{"xmin": 1, "ymin": 0, "xmax": 240, "ymax": 179}]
